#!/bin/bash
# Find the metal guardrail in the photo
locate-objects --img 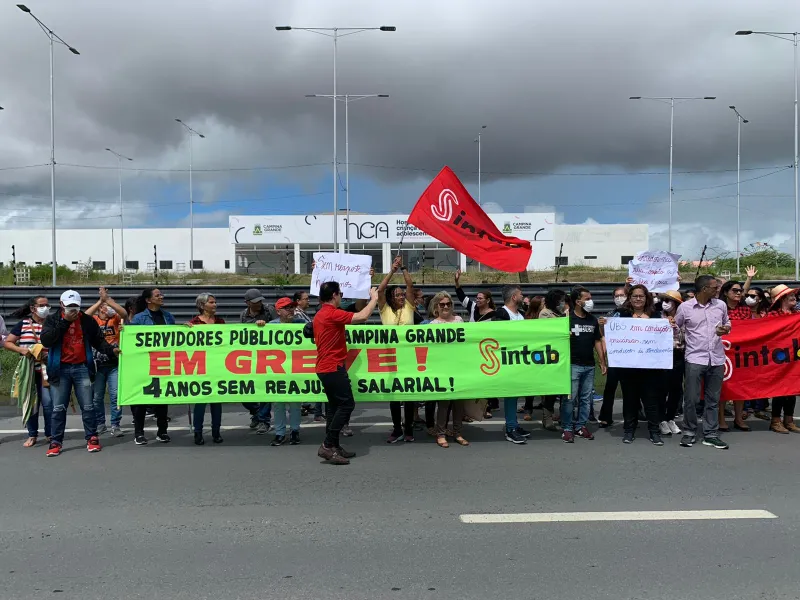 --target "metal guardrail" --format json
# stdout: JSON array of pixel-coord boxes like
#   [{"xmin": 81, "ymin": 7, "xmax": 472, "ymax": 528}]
[{"xmin": 1, "ymin": 281, "xmax": 791, "ymax": 325}]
